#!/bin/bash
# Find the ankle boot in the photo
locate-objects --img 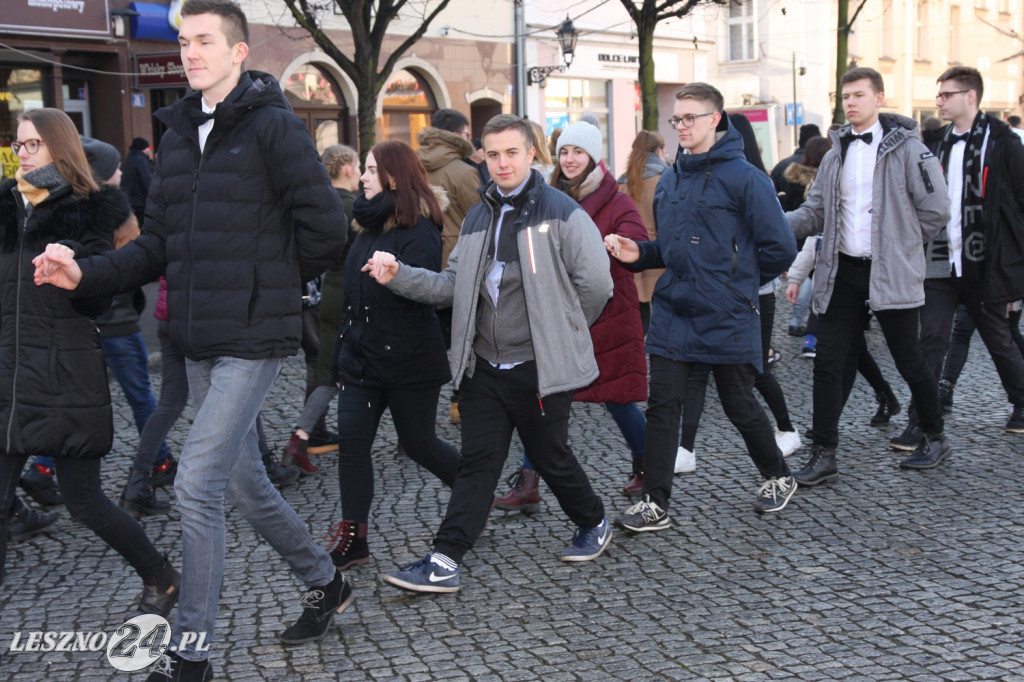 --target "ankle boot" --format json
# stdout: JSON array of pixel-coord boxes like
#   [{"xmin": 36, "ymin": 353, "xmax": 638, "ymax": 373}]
[
  {"xmin": 792, "ymin": 446, "xmax": 838, "ymax": 486},
  {"xmin": 870, "ymin": 383, "xmax": 901, "ymax": 426},
  {"xmin": 622, "ymin": 458, "xmax": 644, "ymax": 495},
  {"xmin": 282, "ymin": 432, "xmax": 318, "ymax": 474},
  {"xmin": 938, "ymin": 379, "xmax": 955, "ymax": 413},
  {"xmin": 262, "ymin": 449, "xmax": 301, "ymax": 488},
  {"xmin": 7, "ymin": 497, "xmax": 59, "ymax": 542},
  {"xmin": 325, "ymin": 520, "xmax": 370, "ymax": 570},
  {"xmin": 120, "ymin": 468, "xmax": 171, "ymax": 516},
  {"xmin": 135, "ymin": 553, "xmax": 180, "ymax": 618},
  {"xmin": 494, "ymin": 468, "xmax": 541, "ymax": 513}
]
